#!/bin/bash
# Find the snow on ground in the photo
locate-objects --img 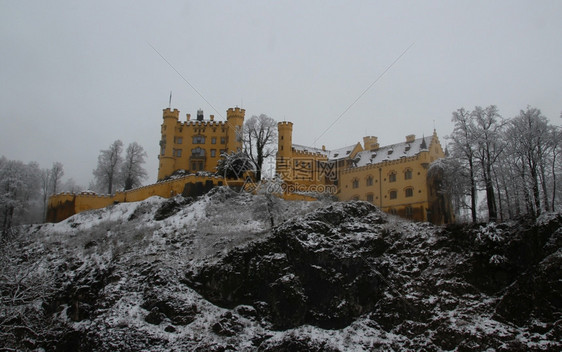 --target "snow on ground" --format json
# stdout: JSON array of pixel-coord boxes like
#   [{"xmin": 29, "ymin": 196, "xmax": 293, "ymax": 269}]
[{"xmin": 4, "ymin": 189, "xmax": 561, "ymax": 351}]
